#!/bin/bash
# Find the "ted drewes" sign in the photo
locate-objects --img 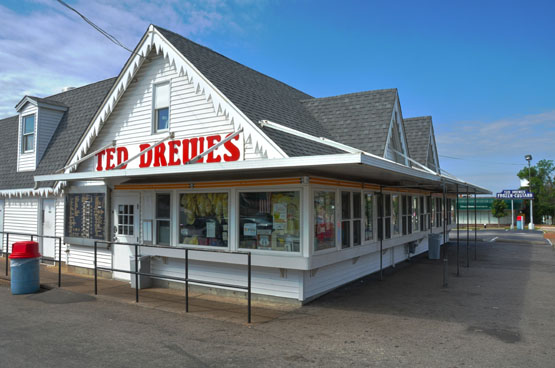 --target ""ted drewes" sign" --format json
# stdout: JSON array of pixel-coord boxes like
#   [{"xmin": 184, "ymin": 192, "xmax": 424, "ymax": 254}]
[{"xmin": 496, "ymin": 189, "xmax": 534, "ymax": 199}]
